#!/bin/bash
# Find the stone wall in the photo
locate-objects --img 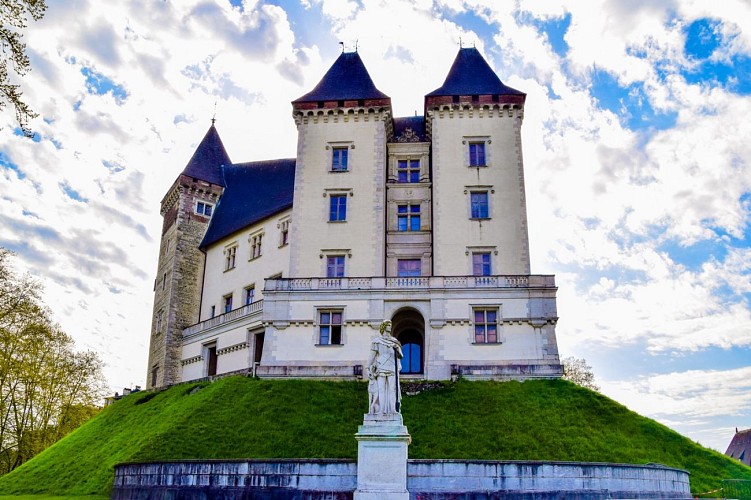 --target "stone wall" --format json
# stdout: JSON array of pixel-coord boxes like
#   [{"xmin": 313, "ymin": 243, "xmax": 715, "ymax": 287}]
[{"xmin": 112, "ymin": 459, "xmax": 691, "ymax": 499}]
